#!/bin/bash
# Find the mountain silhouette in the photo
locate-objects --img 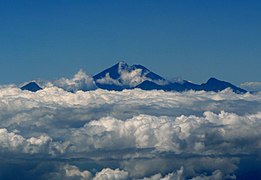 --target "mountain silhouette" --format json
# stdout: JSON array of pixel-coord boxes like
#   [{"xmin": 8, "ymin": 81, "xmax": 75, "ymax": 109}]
[
  {"xmin": 21, "ymin": 62, "xmax": 247, "ymax": 94},
  {"xmin": 21, "ymin": 82, "xmax": 42, "ymax": 92},
  {"xmin": 93, "ymin": 62, "xmax": 246, "ymax": 93}
]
